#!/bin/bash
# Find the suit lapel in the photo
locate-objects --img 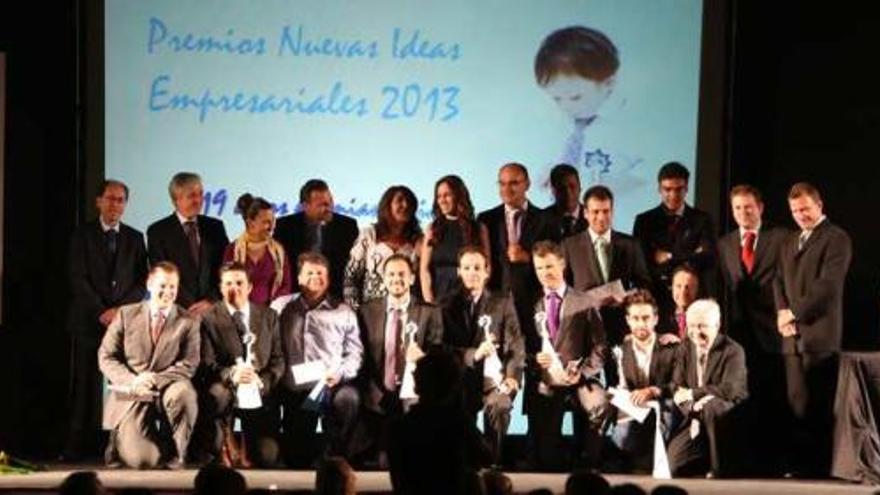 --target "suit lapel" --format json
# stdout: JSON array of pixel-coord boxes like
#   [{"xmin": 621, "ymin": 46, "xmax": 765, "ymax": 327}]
[
  {"xmin": 704, "ymin": 336, "xmax": 724, "ymax": 385},
  {"xmin": 133, "ymin": 302, "xmax": 153, "ymax": 364},
  {"xmin": 557, "ymin": 290, "xmax": 574, "ymax": 351},
  {"xmin": 622, "ymin": 342, "xmax": 640, "ymax": 388},
  {"xmin": 724, "ymin": 233, "xmax": 744, "ymax": 281},
  {"xmin": 219, "ymin": 306, "xmax": 245, "ymax": 362},
  {"xmin": 579, "ymin": 233, "xmax": 603, "ymax": 285}
]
